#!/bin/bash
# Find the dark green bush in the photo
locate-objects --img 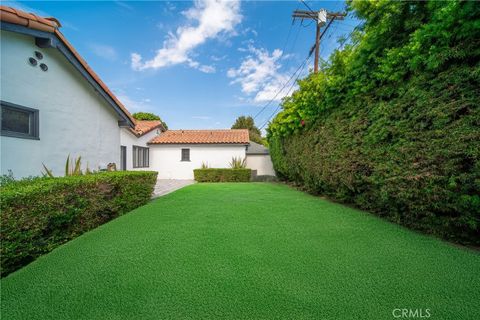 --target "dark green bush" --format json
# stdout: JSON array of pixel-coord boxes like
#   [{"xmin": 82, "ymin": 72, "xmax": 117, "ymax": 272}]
[
  {"xmin": 0, "ymin": 171, "xmax": 157, "ymax": 277},
  {"xmin": 194, "ymin": 168, "xmax": 251, "ymax": 182},
  {"xmin": 267, "ymin": 1, "xmax": 480, "ymax": 245},
  {"xmin": 269, "ymin": 70, "xmax": 480, "ymax": 243}
]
